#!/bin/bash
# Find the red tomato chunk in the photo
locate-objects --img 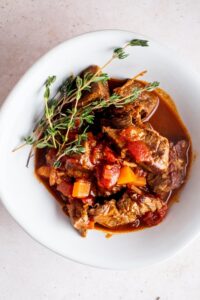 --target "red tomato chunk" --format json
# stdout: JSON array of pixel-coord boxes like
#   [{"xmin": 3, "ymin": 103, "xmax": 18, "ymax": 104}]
[
  {"xmin": 97, "ymin": 164, "xmax": 120, "ymax": 189},
  {"xmin": 104, "ymin": 146, "xmax": 118, "ymax": 163},
  {"xmin": 127, "ymin": 141, "xmax": 150, "ymax": 162}
]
